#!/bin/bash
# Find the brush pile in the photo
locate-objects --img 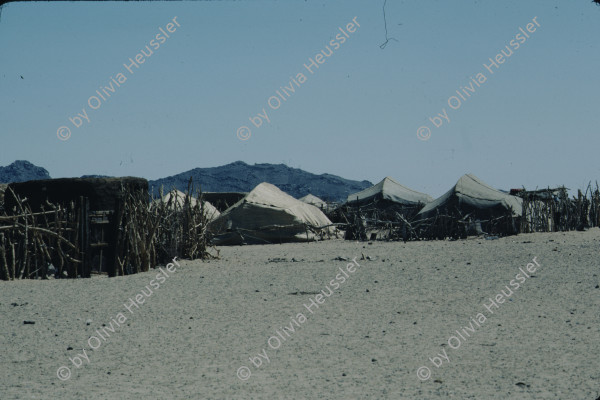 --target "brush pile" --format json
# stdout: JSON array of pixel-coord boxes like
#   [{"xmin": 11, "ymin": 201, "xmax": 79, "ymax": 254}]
[{"xmin": 0, "ymin": 179, "xmax": 217, "ymax": 281}]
